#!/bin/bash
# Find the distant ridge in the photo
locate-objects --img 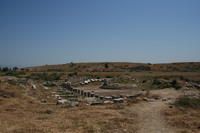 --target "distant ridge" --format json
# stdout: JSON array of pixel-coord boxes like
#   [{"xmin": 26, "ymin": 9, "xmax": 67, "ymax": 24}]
[{"xmin": 23, "ymin": 62, "xmax": 200, "ymax": 72}]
